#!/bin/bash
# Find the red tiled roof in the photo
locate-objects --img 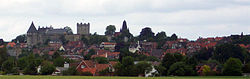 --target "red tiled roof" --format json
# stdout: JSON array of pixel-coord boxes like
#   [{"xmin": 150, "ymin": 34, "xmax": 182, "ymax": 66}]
[
  {"xmin": 102, "ymin": 42, "xmax": 116, "ymax": 45},
  {"xmin": 7, "ymin": 42, "xmax": 16, "ymax": 47},
  {"xmin": 96, "ymin": 64, "xmax": 109, "ymax": 72}
]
